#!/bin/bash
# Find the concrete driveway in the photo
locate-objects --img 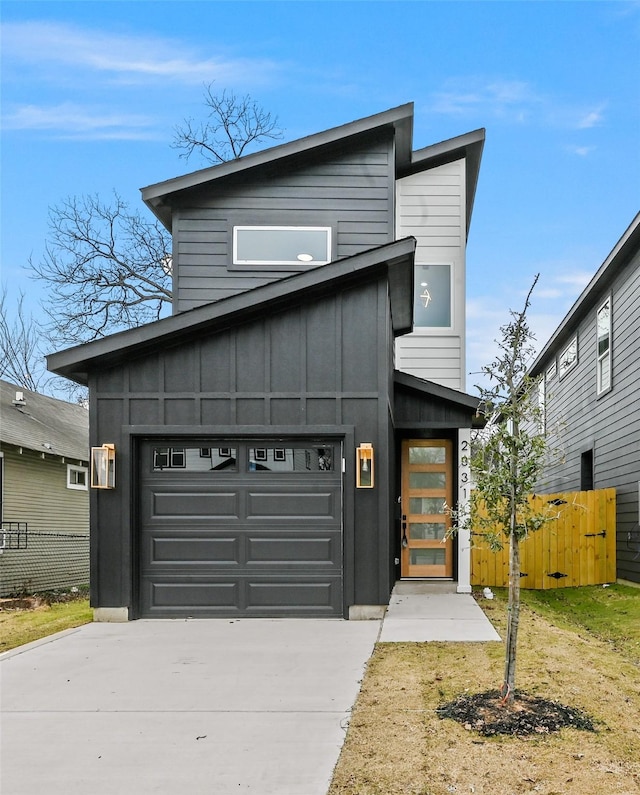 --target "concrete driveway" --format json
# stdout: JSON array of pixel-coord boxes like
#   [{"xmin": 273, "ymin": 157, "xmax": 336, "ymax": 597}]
[{"xmin": 0, "ymin": 618, "xmax": 380, "ymax": 795}]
